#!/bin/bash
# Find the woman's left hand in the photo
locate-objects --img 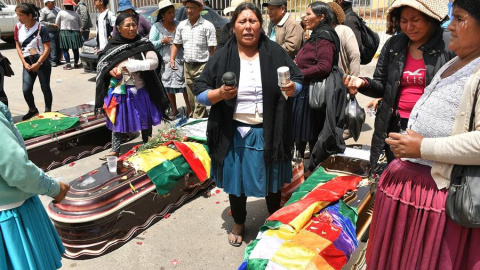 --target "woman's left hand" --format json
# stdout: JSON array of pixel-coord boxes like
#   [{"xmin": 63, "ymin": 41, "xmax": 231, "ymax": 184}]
[
  {"xmin": 30, "ymin": 62, "xmax": 41, "ymax": 72},
  {"xmin": 385, "ymin": 130, "xmax": 423, "ymax": 158},
  {"xmin": 281, "ymin": 81, "xmax": 296, "ymax": 97}
]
